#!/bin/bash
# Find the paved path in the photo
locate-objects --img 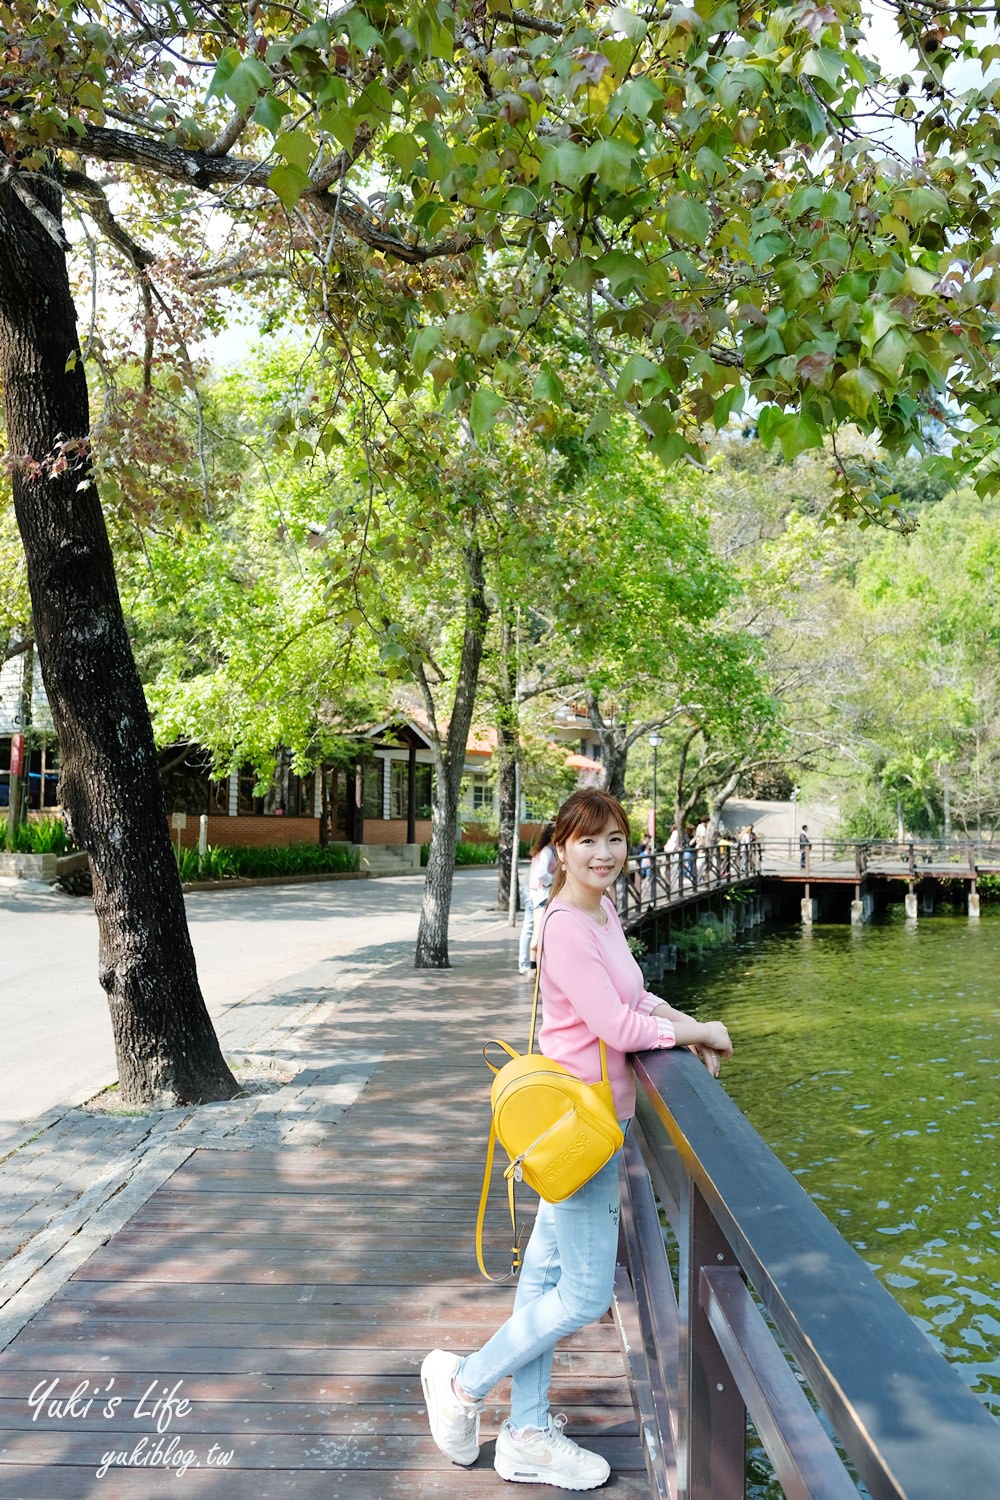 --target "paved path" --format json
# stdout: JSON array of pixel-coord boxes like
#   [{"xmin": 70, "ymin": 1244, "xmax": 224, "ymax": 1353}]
[
  {"xmin": 0, "ymin": 915, "xmax": 645, "ymax": 1496},
  {"xmin": 0, "ymin": 869, "xmax": 501, "ymax": 1125},
  {"xmin": 0, "ymin": 873, "xmax": 510, "ymax": 1348}
]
